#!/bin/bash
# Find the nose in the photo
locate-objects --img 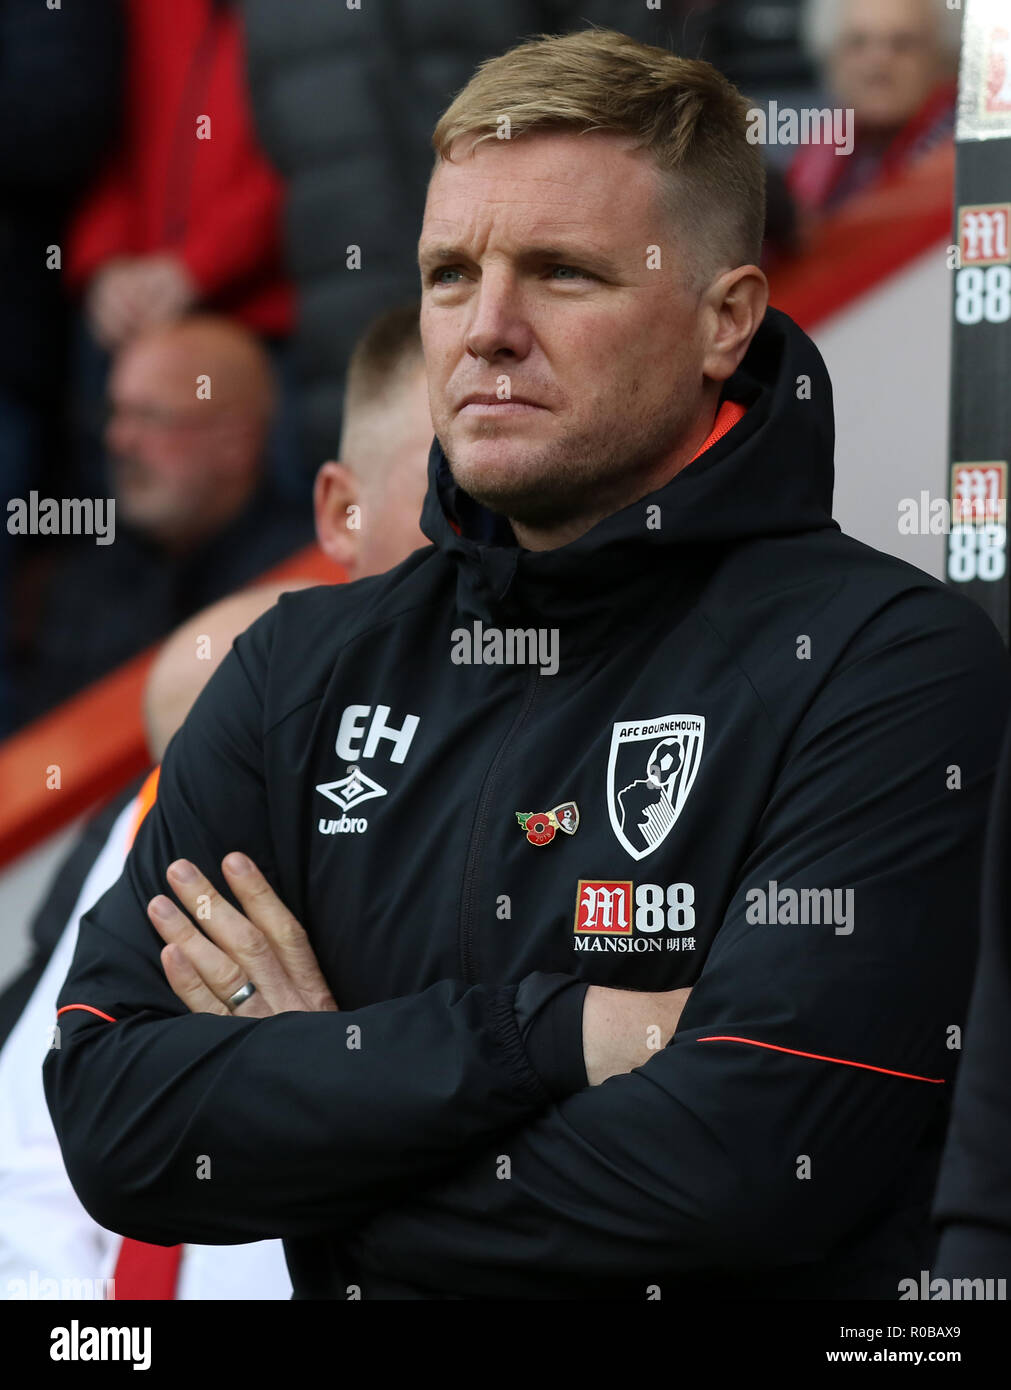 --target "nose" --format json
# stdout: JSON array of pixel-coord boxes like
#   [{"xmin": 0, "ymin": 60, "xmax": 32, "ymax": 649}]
[{"xmin": 464, "ymin": 269, "xmax": 533, "ymax": 364}]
